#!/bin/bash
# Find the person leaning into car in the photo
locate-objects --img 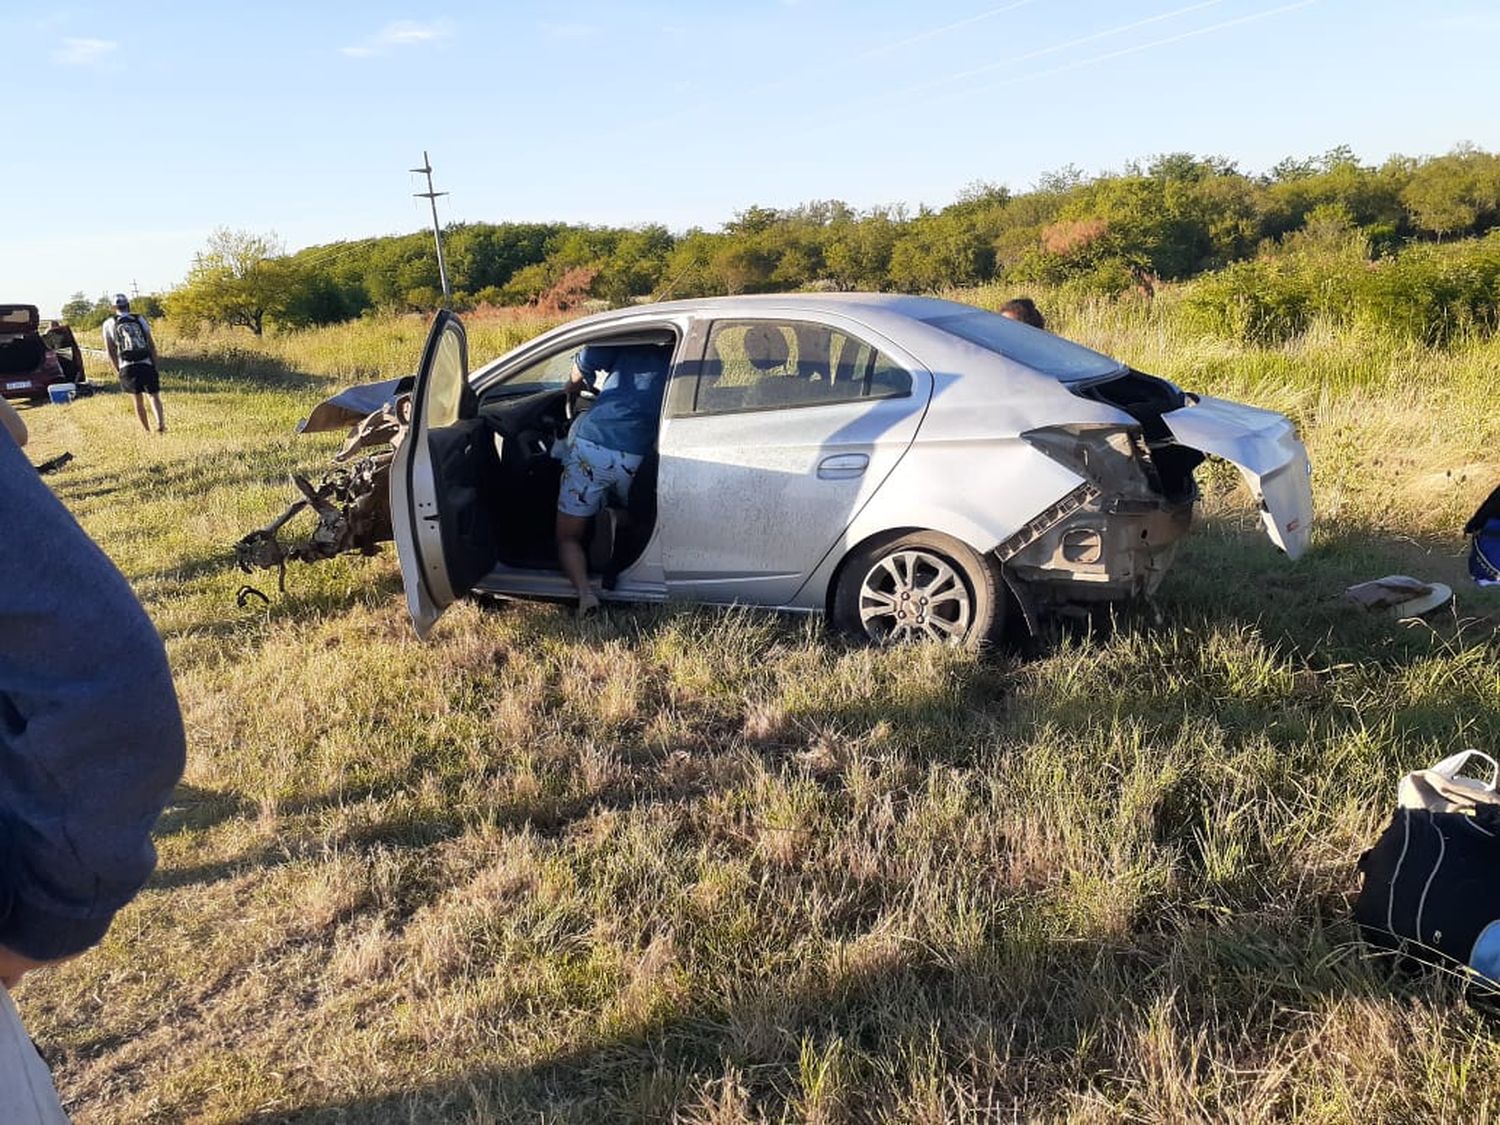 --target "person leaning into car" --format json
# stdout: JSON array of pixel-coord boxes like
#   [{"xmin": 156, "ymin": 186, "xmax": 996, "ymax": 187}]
[
  {"xmin": 0, "ymin": 419, "xmax": 186, "ymax": 1120},
  {"xmin": 556, "ymin": 342, "xmax": 672, "ymax": 616},
  {"xmin": 101, "ymin": 294, "xmax": 167, "ymax": 434}
]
